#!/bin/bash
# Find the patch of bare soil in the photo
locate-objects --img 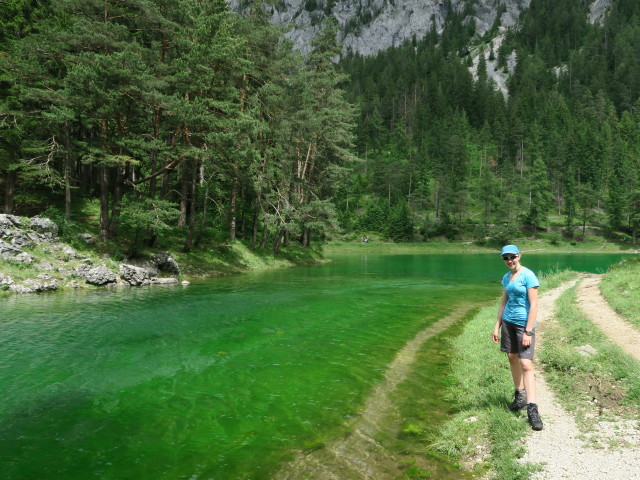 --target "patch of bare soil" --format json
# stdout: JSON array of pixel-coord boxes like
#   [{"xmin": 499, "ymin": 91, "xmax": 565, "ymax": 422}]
[
  {"xmin": 520, "ymin": 275, "xmax": 640, "ymax": 480},
  {"xmin": 272, "ymin": 305, "xmax": 474, "ymax": 480}
]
